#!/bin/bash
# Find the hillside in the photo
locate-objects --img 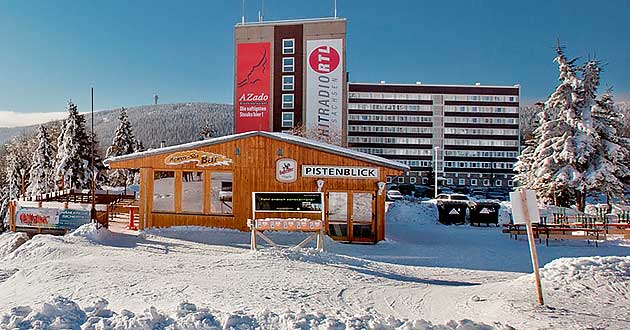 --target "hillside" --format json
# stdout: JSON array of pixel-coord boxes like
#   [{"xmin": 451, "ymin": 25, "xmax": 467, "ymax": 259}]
[{"xmin": 0, "ymin": 102, "xmax": 234, "ymax": 154}]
